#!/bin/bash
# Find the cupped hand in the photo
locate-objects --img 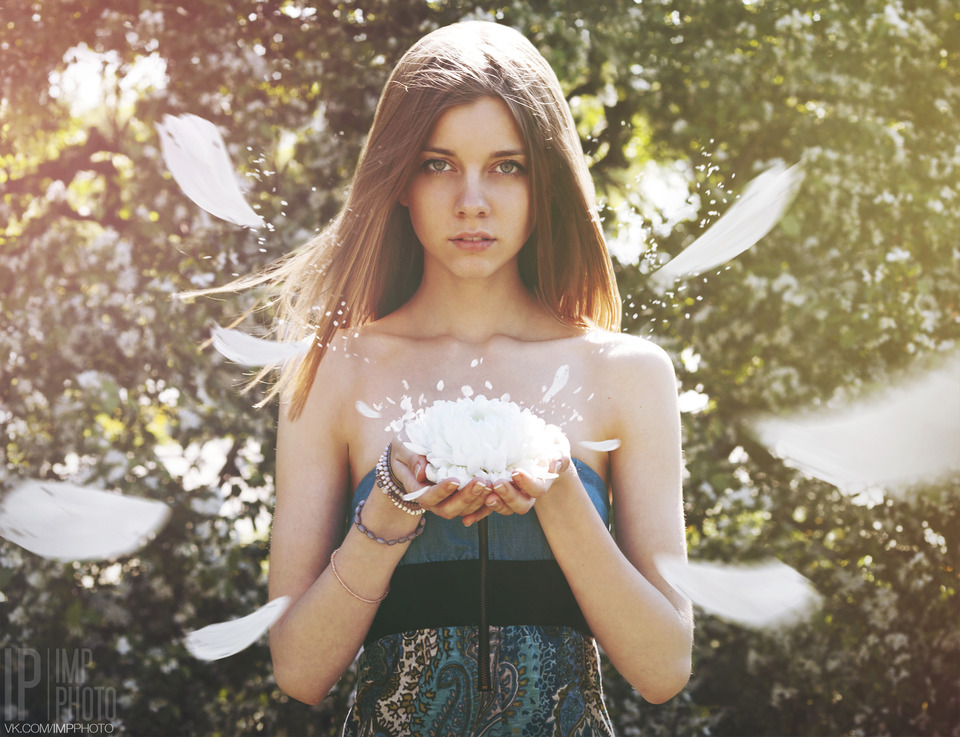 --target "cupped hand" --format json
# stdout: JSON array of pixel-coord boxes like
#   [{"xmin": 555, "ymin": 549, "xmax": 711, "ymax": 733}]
[
  {"xmin": 460, "ymin": 453, "xmax": 573, "ymax": 527},
  {"xmin": 389, "ymin": 438, "xmax": 572, "ymax": 527},
  {"xmin": 388, "ymin": 437, "xmax": 494, "ymax": 525}
]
